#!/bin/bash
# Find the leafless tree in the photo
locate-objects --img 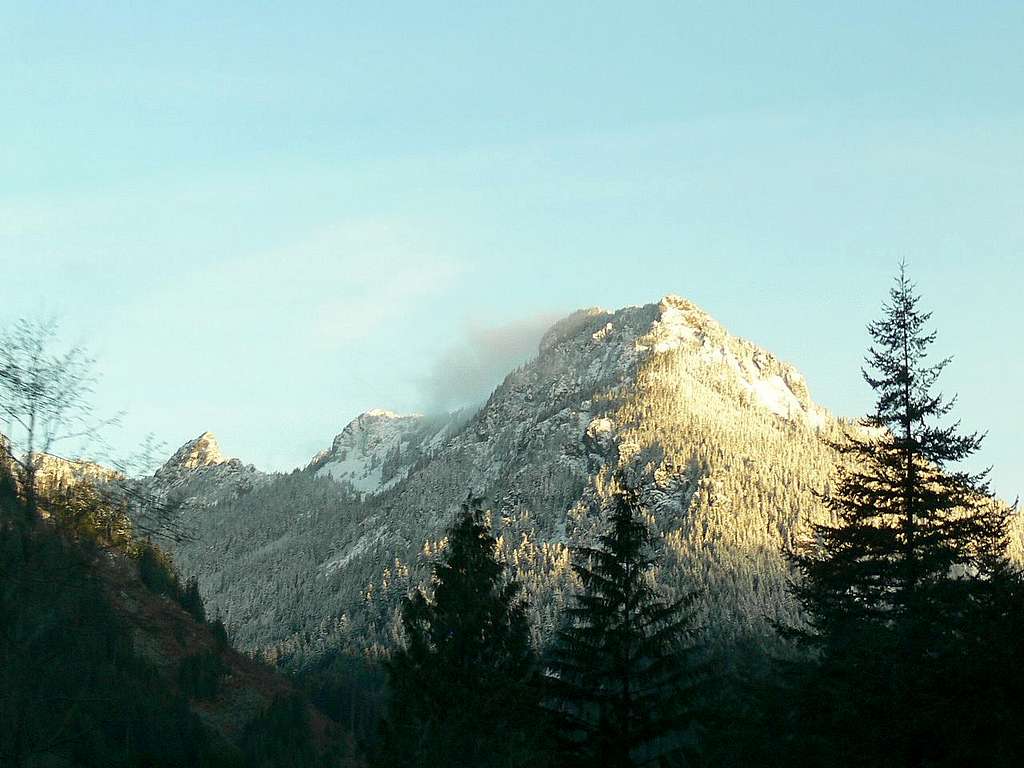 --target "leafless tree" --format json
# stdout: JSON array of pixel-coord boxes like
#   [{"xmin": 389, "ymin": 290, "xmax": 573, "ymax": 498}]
[
  {"xmin": 0, "ymin": 317, "xmax": 122, "ymax": 517},
  {"xmin": 0, "ymin": 317, "xmax": 191, "ymax": 541}
]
